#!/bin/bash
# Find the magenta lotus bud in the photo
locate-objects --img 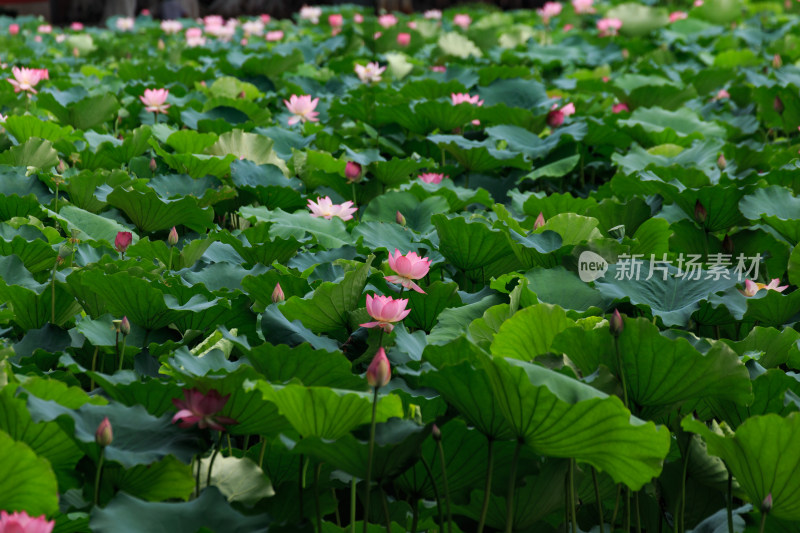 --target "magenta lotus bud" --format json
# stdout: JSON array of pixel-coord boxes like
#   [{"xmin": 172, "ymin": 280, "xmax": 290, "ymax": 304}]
[
  {"xmin": 397, "ymin": 32, "xmax": 411, "ymax": 46},
  {"xmin": 115, "ymin": 231, "xmax": 132, "ymax": 254},
  {"xmin": 345, "ymin": 161, "xmax": 362, "ymax": 183},
  {"xmin": 533, "ymin": 212, "xmax": 546, "ymax": 230},
  {"xmin": 694, "ymin": 200, "xmax": 707, "ymax": 224},
  {"xmin": 431, "ymin": 424, "xmax": 442, "ymax": 441},
  {"xmin": 717, "ymin": 153, "xmax": 727, "ymax": 169},
  {"xmin": 774, "ymin": 95, "xmax": 784, "ymax": 114},
  {"xmin": 120, "ymin": 316, "xmax": 131, "ymax": 336},
  {"xmin": 150, "ymin": 158, "xmax": 157, "ymax": 172},
  {"xmin": 761, "ymin": 493, "xmax": 772, "ymax": 513},
  {"xmin": 168, "ymin": 226, "xmax": 179, "ymax": 247},
  {"xmin": 95, "ymin": 417, "xmax": 113, "ymax": 447},
  {"xmin": 609, "ymin": 309, "xmax": 624, "ymax": 337},
  {"xmin": 396, "ymin": 211, "xmax": 406, "ymax": 226},
  {"xmin": 366, "ymin": 347, "xmax": 391, "ymax": 388},
  {"xmin": 271, "ymin": 283, "xmax": 285, "ymax": 303}
]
